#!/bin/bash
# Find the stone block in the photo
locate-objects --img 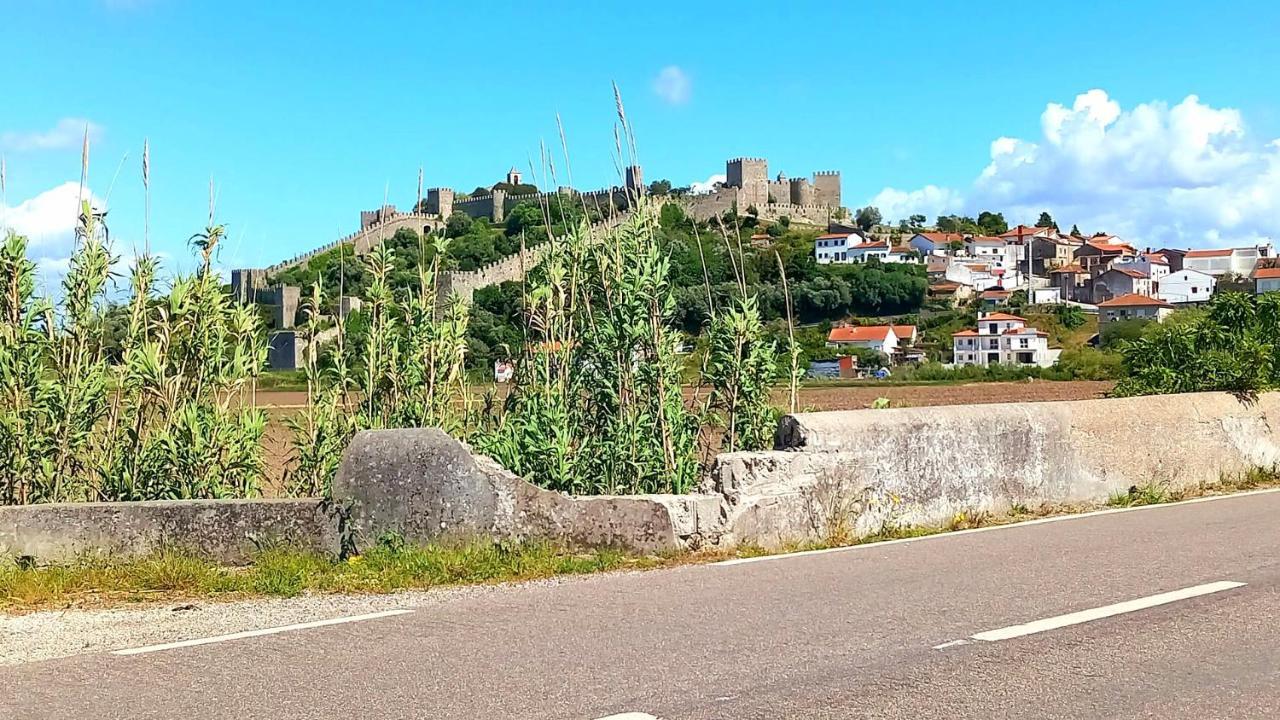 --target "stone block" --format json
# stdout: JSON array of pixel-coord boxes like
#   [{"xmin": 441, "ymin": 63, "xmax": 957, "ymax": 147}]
[{"xmin": 0, "ymin": 499, "xmax": 337, "ymax": 565}]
